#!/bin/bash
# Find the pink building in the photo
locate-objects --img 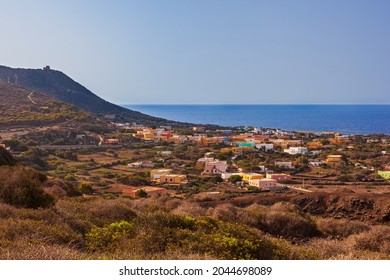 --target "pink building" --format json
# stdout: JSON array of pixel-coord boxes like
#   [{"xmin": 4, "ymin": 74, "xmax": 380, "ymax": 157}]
[
  {"xmin": 249, "ymin": 178, "xmax": 277, "ymax": 188},
  {"xmin": 202, "ymin": 160, "xmax": 227, "ymax": 175},
  {"xmin": 105, "ymin": 139, "xmax": 120, "ymax": 145},
  {"xmin": 266, "ymin": 173, "xmax": 291, "ymax": 183}
]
